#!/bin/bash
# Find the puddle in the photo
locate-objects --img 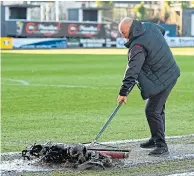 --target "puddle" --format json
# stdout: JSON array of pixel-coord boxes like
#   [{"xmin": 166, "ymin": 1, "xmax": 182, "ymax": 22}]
[{"xmin": 1, "ymin": 136, "xmax": 194, "ymax": 175}]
